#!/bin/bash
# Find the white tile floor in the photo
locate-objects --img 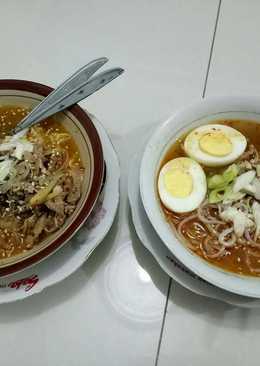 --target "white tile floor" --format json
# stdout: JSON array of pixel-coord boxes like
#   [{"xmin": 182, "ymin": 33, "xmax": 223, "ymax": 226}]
[{"xmin": 0, "ymin": 0, "xmax": 260, "ymax": 365}]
